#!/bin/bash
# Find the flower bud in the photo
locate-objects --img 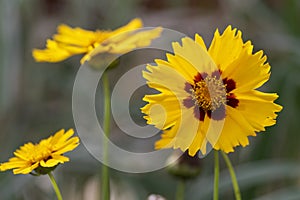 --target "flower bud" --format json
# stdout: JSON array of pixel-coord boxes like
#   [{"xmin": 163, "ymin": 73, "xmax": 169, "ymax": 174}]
[{"xmin": 167, "ymin": 151, "xmax": 202, "ymax": 180}]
